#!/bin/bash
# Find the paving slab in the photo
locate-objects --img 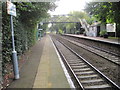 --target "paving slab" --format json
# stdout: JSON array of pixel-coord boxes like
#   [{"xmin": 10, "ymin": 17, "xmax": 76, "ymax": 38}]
[
  {"xmin": 33, "ymin": 35, "xmax": 70, "ymax": 88},
  {"xmin": 8, "ymin": 35, "xmax": 70, "ymax": 89},
  {"xmin": 66, "ymin": 34, "xmax": 120, "ymax": 45},
  {"xmin": 7, "ymin": 37, "xmax": 45, "ymax": 88}
]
